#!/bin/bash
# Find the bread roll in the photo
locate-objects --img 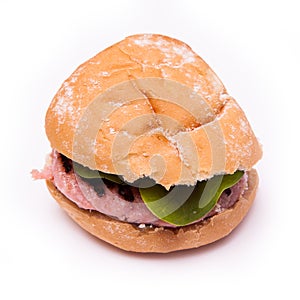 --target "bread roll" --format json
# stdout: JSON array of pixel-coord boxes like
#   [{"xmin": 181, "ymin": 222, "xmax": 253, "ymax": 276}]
[
  {"xmin": 45, "ymin": 34, "xmax": 262, "ymax": 189},
  {"xmin": 42, "ymin": 34, "xmax": 262, "ymax": 252},
  {"xmin": 46, "ymin": 169, "xmax": 258, "ymax": 253}
]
